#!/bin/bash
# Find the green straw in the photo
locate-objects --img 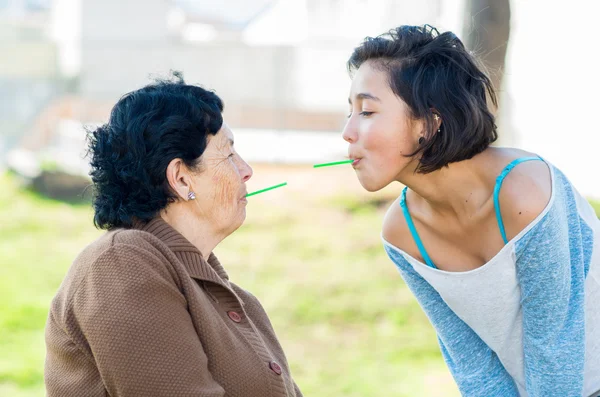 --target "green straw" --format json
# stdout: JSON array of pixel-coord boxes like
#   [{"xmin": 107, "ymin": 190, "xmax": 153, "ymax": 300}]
[
  {"xmin": 245, "ymin": 182, "xmax": 288, "ymax": 197},
  {"xmin": 313, "ymin": 159, "xmax": 354, "ymax": 168}
]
